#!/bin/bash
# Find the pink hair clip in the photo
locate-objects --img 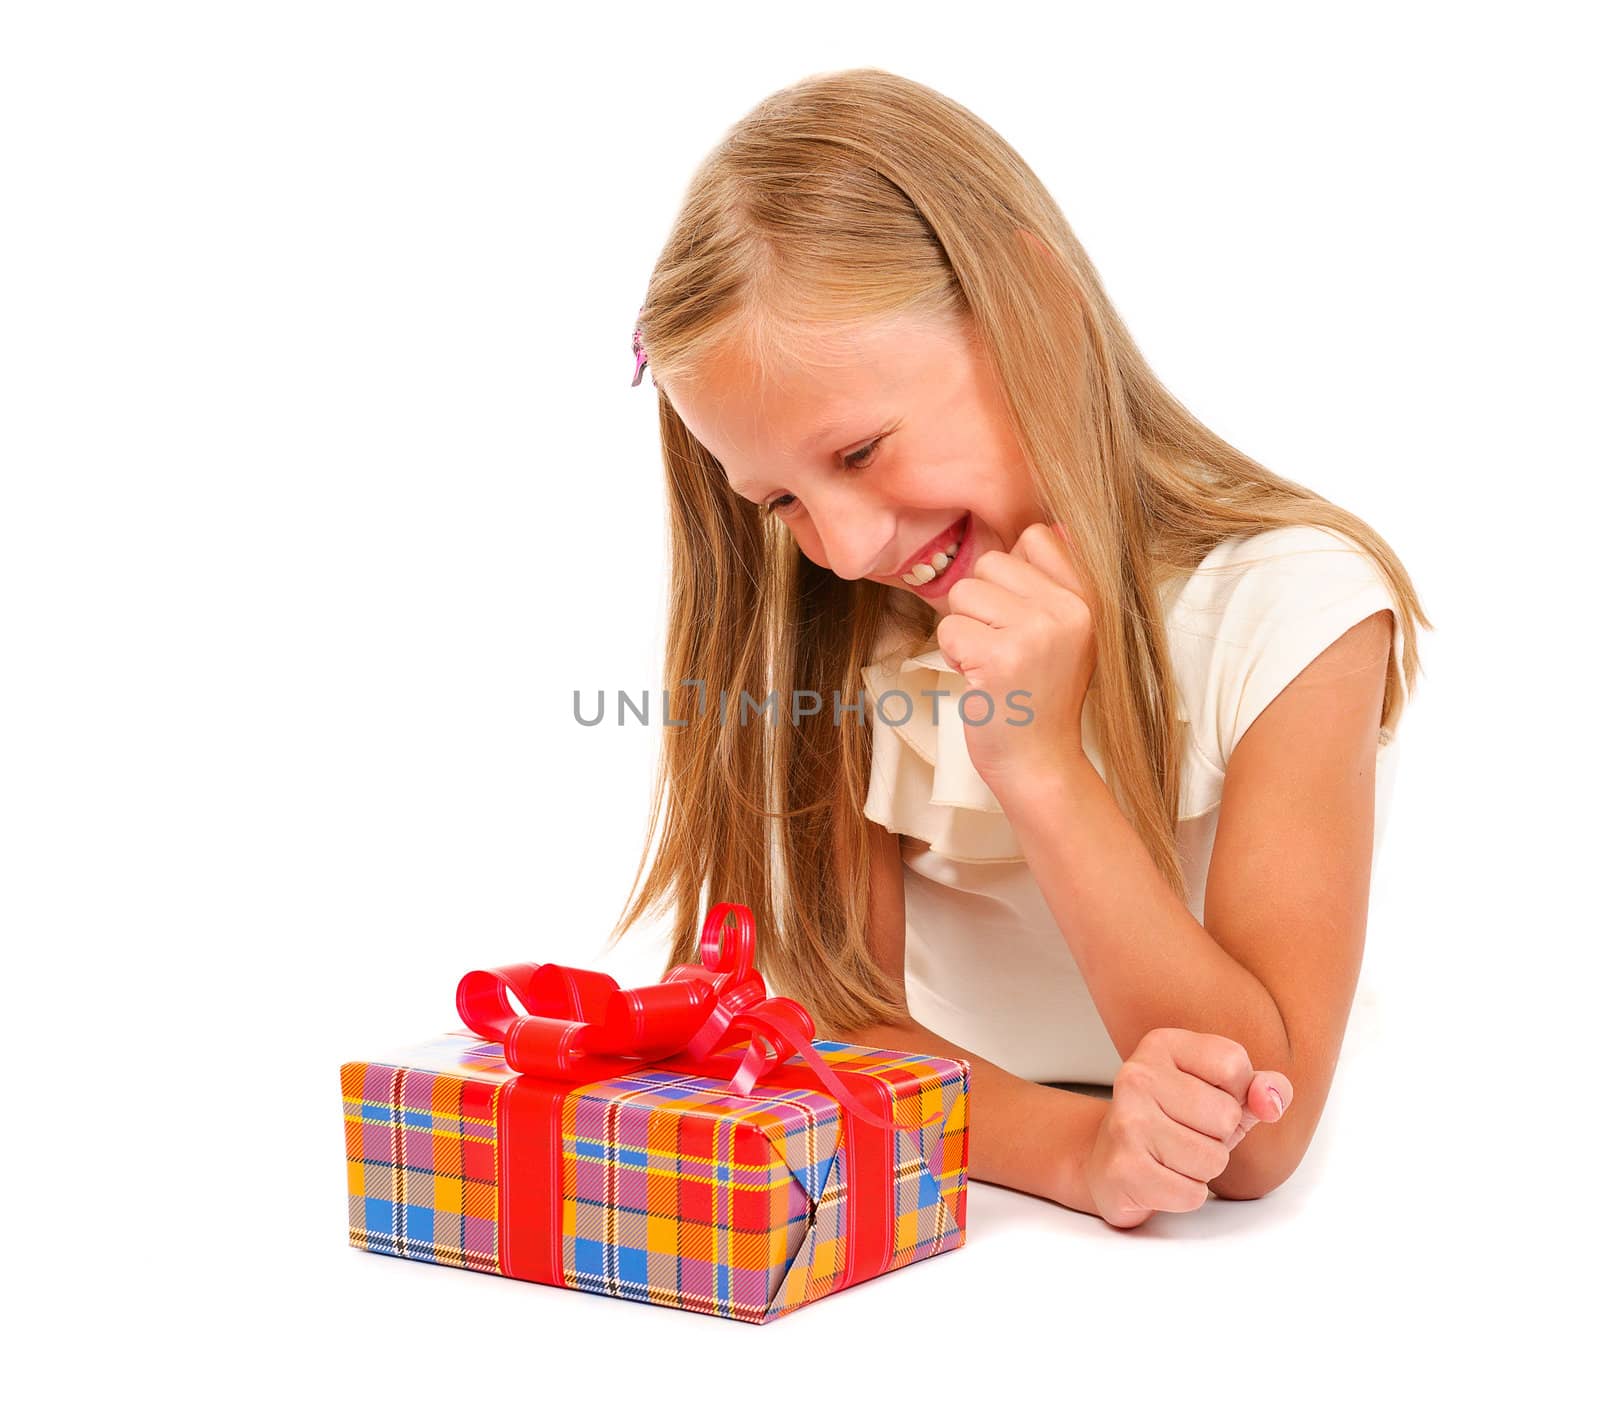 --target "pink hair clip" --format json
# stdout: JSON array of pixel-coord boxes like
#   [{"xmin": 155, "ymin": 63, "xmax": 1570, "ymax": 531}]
[{"xmin": 631, "ymin": 305, "xmax": 649, "ymax": 387}]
